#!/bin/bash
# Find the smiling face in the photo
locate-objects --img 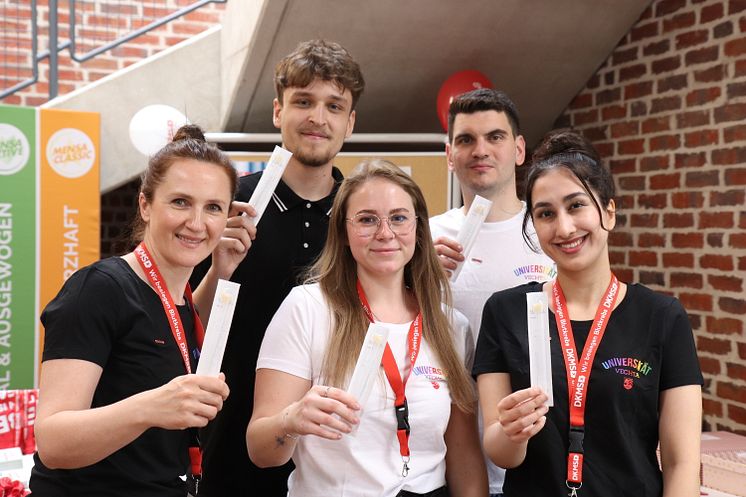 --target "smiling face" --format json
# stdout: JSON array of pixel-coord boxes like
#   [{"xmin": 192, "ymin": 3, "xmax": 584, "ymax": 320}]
[
  {"xmin": 139, "ymin": 158, "xmax": 232, "ymax": 276},
  {"xmin": 446, "ymin": 110, "xmax": 526, "ymax": 198},
  {"xmin": 530, "ymin": 167, "xmax": 615, "ymax": 277},
  {"xmin": 273, "ymin": 78, "xmax": 355, "ymax": 168},
  {"xmin": 345, "ymin": 177, "xmax": 417, "ymax": 282}
]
